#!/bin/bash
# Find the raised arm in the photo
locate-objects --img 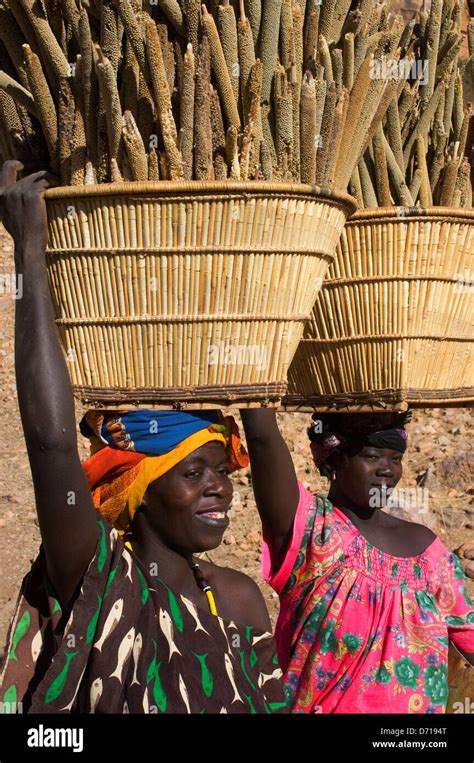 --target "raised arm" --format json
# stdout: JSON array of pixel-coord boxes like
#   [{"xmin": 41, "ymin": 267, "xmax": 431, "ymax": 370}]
[
  {"xmin": 240, "ymin": 409, "xmax": 299, "ymax": 568},
  {"xmin": 0, "ymin": 161, "xmax": 98, "ymax": 613}
]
